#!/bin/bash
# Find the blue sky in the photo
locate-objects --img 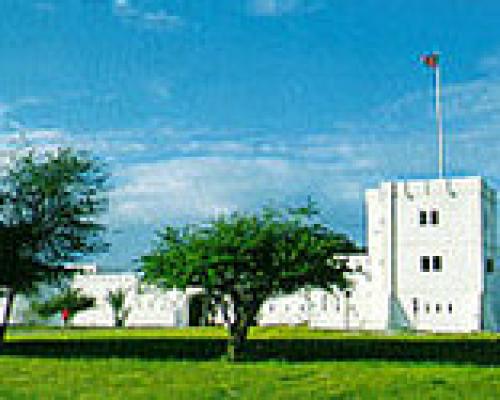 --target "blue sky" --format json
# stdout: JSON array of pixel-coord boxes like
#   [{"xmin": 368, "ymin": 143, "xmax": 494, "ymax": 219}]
[{"xmin": 1, "ymin": 0, "xmax": 500, "ymax": 270}]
